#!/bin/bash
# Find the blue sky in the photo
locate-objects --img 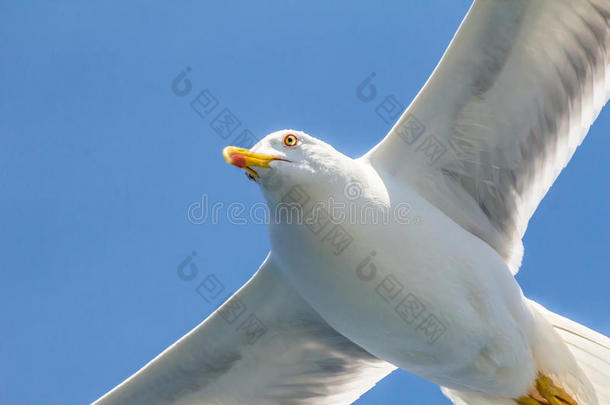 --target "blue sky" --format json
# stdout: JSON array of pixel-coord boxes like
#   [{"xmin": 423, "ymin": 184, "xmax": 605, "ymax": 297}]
[{"xmin": 1, "ymin": 1, "xmax": 609, "ymax": 404}]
